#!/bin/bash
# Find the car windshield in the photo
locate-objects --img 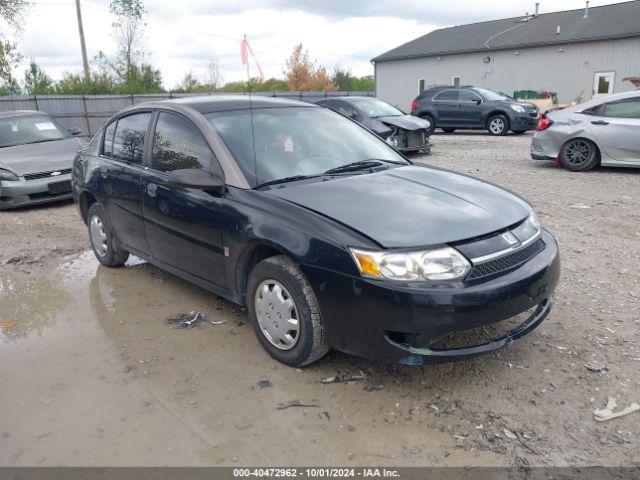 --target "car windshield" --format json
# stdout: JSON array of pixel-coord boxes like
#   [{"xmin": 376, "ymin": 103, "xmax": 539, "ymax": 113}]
[
  {"xmin": 474, "ymin": 88, "xmax": 511, "ymax": 101},
  {"xmin": 349, "ymin": 98, "xmax": 404, "ymax": 117},
  {"xmin": 0, "ymin": 115, "xmax": 69, "ymax": 148},
  {"xmin": 205, "ymin": 107, "xmax": 407, "ymax": 187}
]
